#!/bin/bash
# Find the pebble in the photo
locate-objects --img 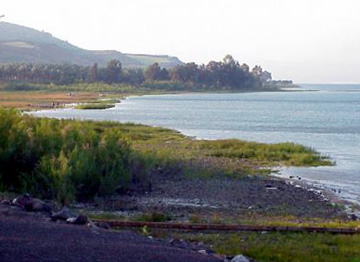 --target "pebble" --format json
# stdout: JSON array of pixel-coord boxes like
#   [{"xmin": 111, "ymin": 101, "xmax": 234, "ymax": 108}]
[
  {"xmin": 231, "ymin": 254, "xmax": 250, "ymax": 262},
  {"xmin": 197, "ymin": 250, "xmax": 208, "ymax": 255}
]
